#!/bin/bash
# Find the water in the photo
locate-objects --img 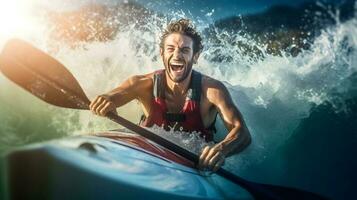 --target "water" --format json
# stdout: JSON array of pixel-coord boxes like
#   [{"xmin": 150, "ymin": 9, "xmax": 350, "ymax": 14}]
[{"xmin": 0, "ymin": 0, "xmax": 356, "ymax": 199}]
